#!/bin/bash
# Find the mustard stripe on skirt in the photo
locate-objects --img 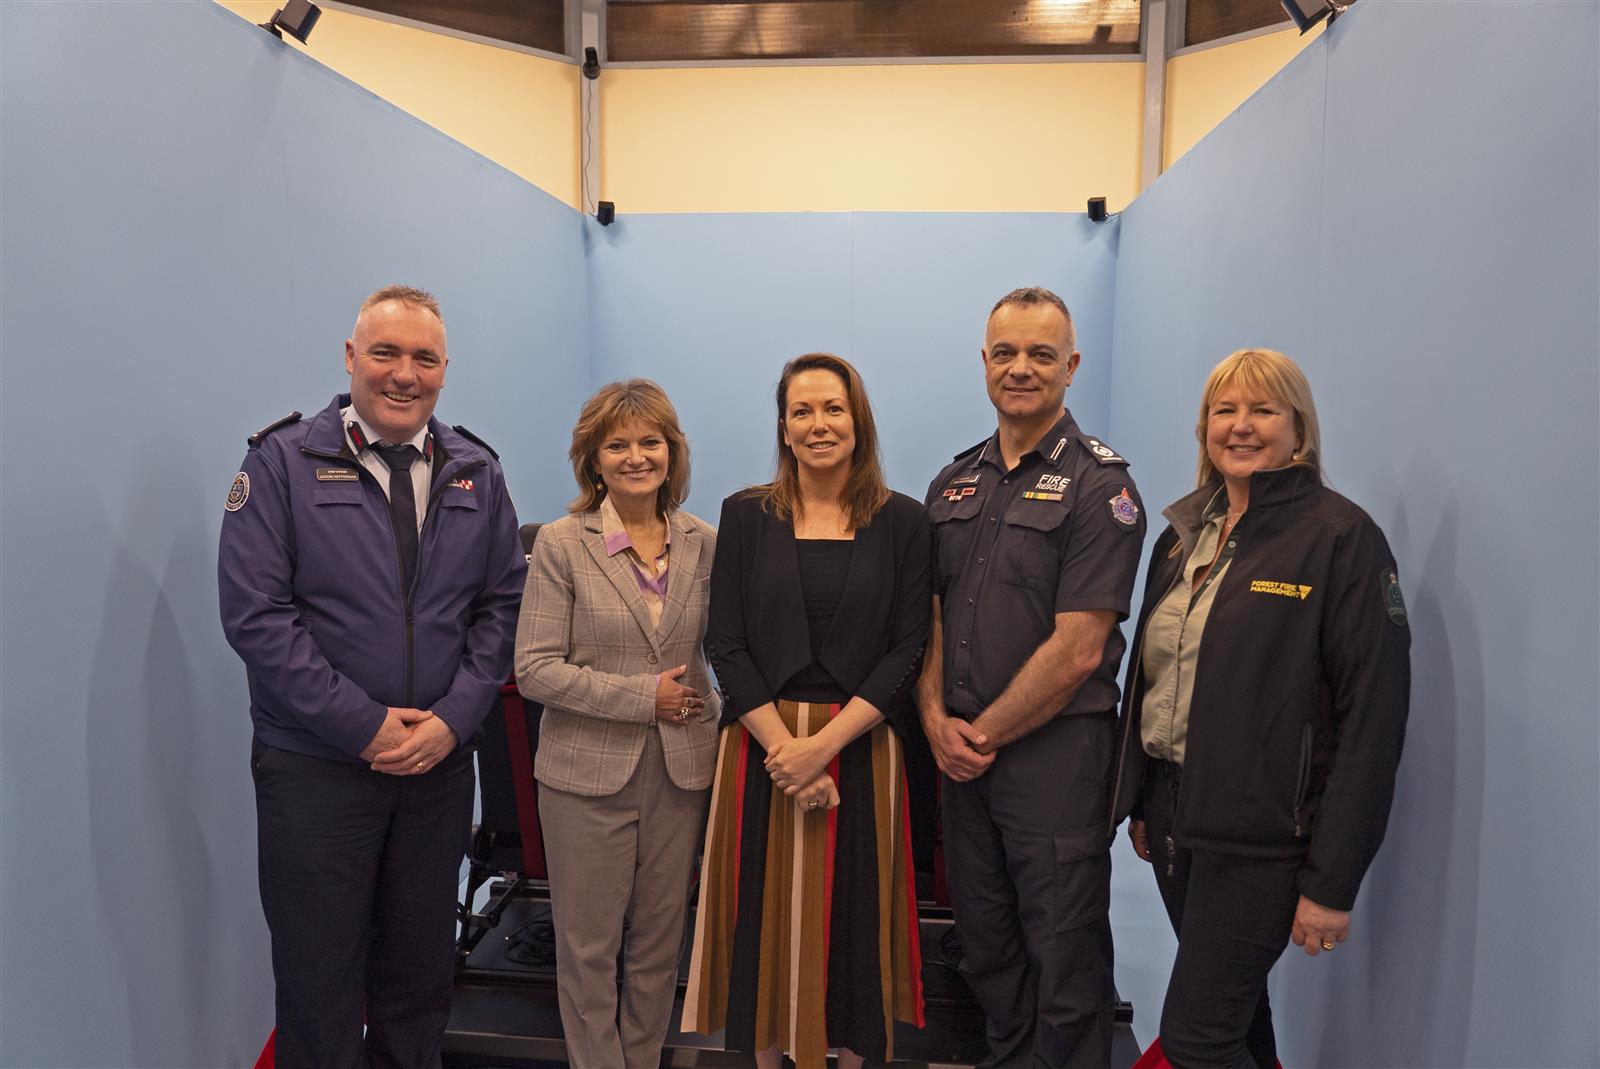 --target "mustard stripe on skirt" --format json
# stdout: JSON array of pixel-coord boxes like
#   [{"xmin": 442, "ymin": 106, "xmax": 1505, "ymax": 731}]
[{"xmin": 682, "ymin": 700, "xmax": 924, "ymax": 1069}]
